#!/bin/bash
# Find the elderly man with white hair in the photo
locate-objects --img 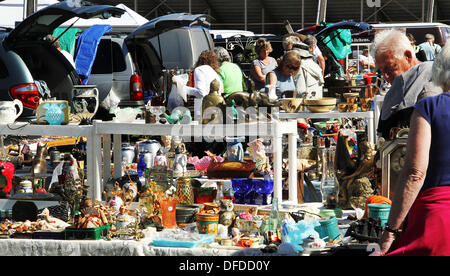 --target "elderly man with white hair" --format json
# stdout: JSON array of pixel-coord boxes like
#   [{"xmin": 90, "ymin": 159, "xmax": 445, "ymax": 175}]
[
  {"xmin": 372, "ymin": 29, "xmax": 442, "ymax": 139},
  {"xmin": 213, "ymin": 46, "xmax": 244, "ymax": 97},
  {"xmin": 378, "ymin": 42, "xmax": 450, "ymax": 256}
]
